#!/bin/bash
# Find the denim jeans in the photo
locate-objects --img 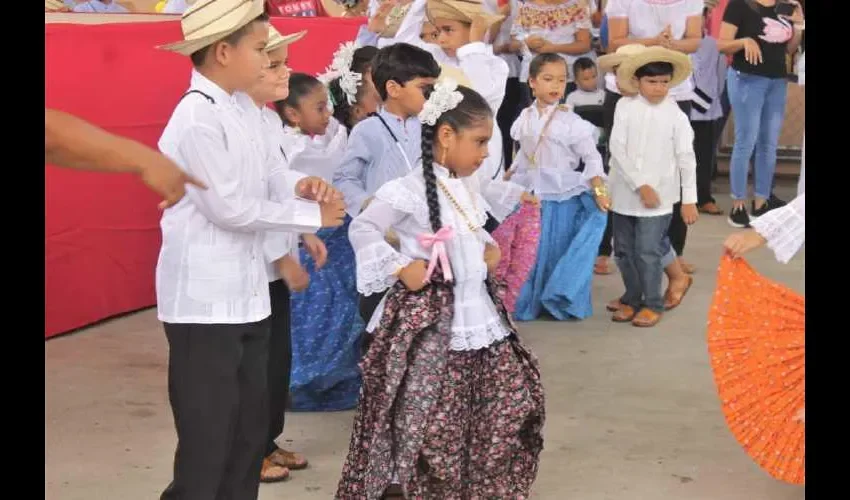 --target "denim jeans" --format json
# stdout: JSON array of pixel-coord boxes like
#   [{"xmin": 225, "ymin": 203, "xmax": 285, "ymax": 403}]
[
  {"xmin": 613, "ymin": 212, "xmax": 673, "ymax": 313},
  {"xmin": 726, "ymin": 68, "xmax": 788, "ymax": 201}
]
